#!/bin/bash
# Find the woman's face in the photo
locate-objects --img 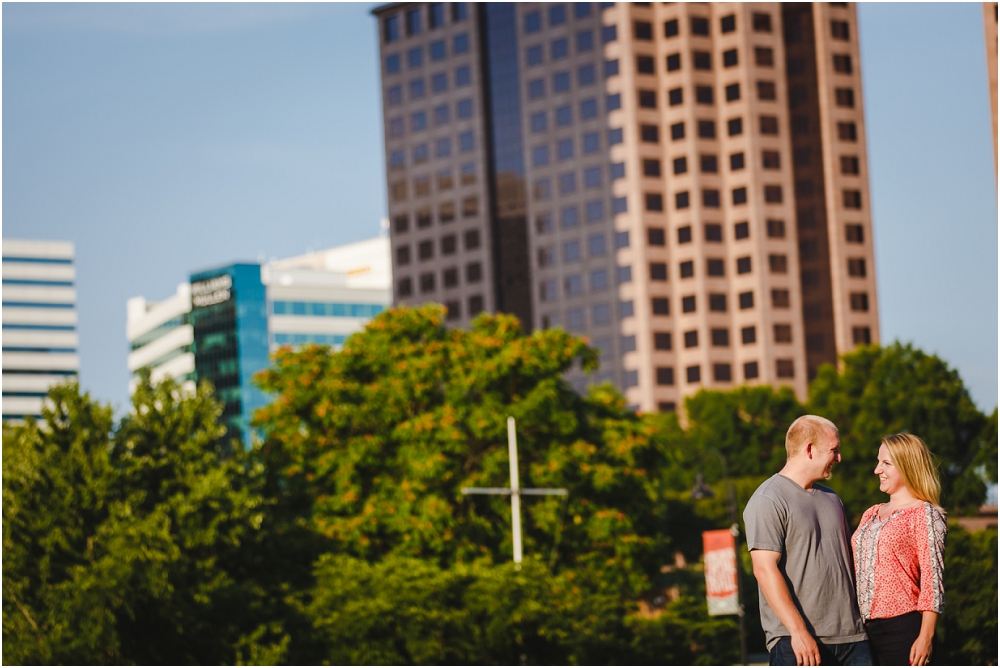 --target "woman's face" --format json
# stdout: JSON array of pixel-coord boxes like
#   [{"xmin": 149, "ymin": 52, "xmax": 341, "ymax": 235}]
[{"xmin": 874, "ymin": 444, "xmax": 907, "ymax": 496}]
